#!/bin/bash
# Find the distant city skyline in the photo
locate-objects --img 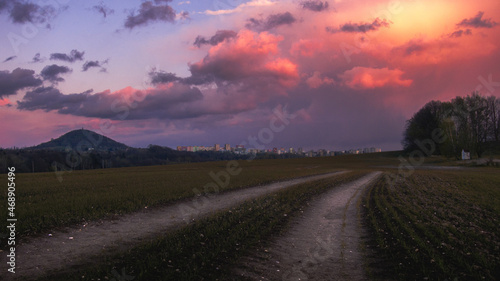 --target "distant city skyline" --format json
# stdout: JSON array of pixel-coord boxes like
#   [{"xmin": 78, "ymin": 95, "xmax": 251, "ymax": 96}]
[
  {"xmin": 176, "ymin": 143, "xmax": 383, "ymax": 155},
  {"xmin": 1, "ymin": 0, "xmax": 499, "ymax": 151}
]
